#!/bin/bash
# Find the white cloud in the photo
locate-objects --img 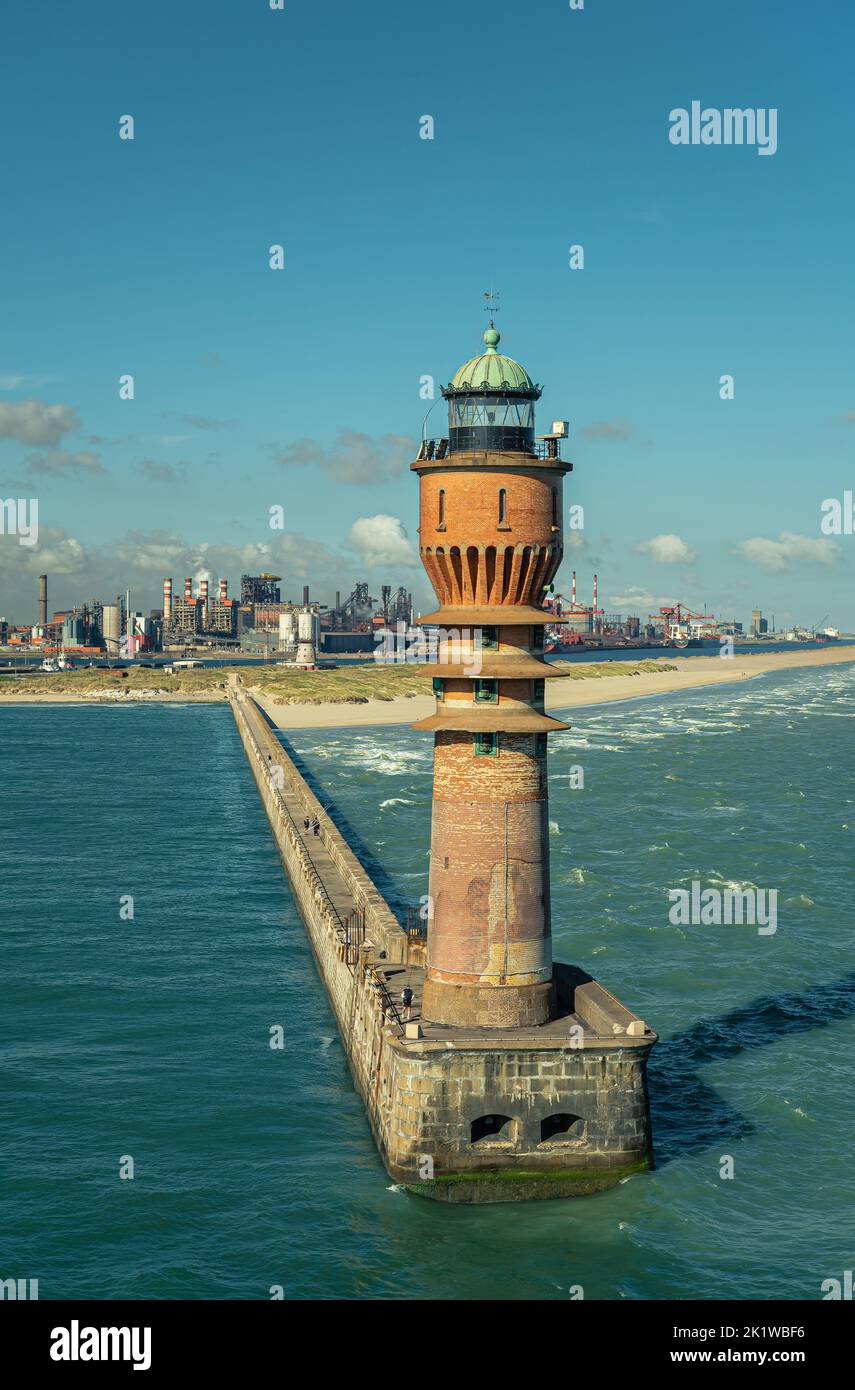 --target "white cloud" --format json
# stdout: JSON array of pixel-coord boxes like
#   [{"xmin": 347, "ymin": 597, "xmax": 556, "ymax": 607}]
[
  {"xmin": 347, "ymin": 514, "xmax": 418, "ymax": 568},
  {"xmin": 0, "ymin": 527, "xmax": 88, "ymax": 580},
  {"xmin": 636, "ymin": 533, "xmax": 696, "ymax": 564},
  {"xmin": 737, "ymin": 531, "xmax": 840, "ymax": 572},
  {"xmin": 0, "ymin": 400, "xmax": 79, "ymax": 446},
  {"xmin": 608, "ymin": 586, "xmax": 655, "ymax": 611}
]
